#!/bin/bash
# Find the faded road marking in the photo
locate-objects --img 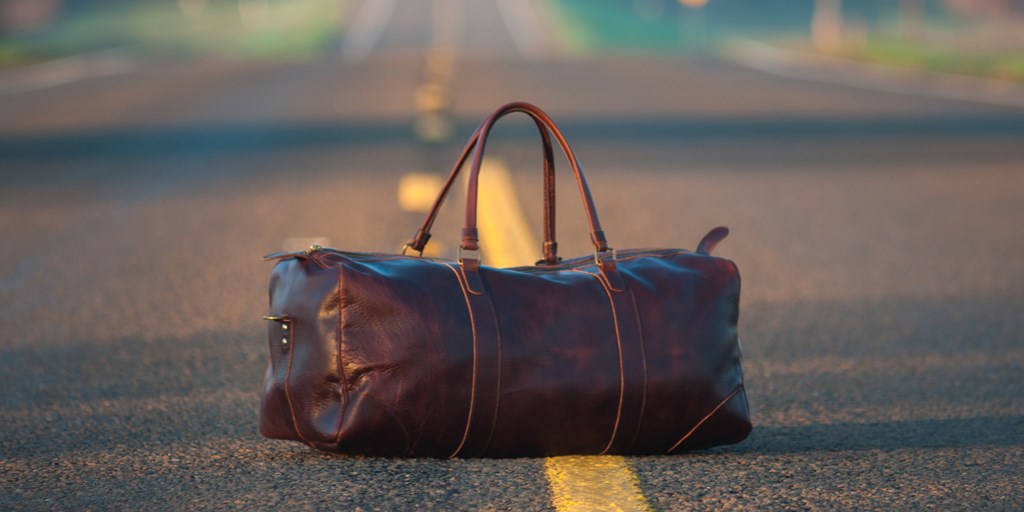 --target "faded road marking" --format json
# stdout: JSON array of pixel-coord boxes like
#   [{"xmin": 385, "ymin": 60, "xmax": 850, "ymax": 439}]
[
  {"xmin": 340, "ymin": 0, "xmax": 398, "ymax": 62},
  {"xmin": 398, "ymin": 172, "xmax": 445, "ymax": 213},
  {"xmin": 495, "ymin": 0, "xmax": 550, "ymax": 59},
  {"xmin": 0, "ymin": 50, "xmax": 134, "ymax": 97}
]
